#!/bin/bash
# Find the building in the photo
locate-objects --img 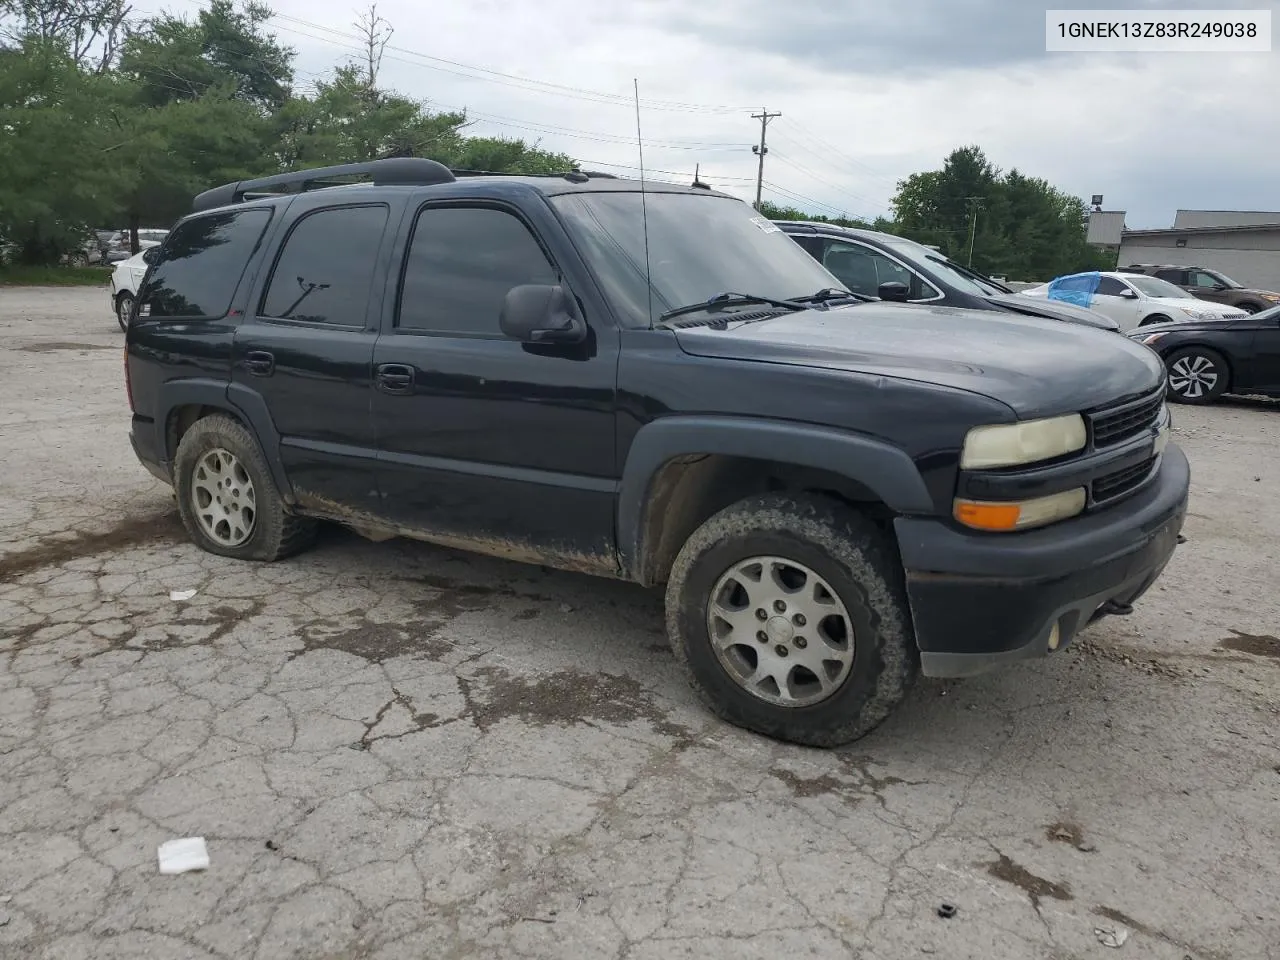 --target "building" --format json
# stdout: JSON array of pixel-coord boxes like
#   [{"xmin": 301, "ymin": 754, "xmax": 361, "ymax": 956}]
[{"xmin": 1089, "ymin": 208, "xmax": 1280, "ymax": 289}]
